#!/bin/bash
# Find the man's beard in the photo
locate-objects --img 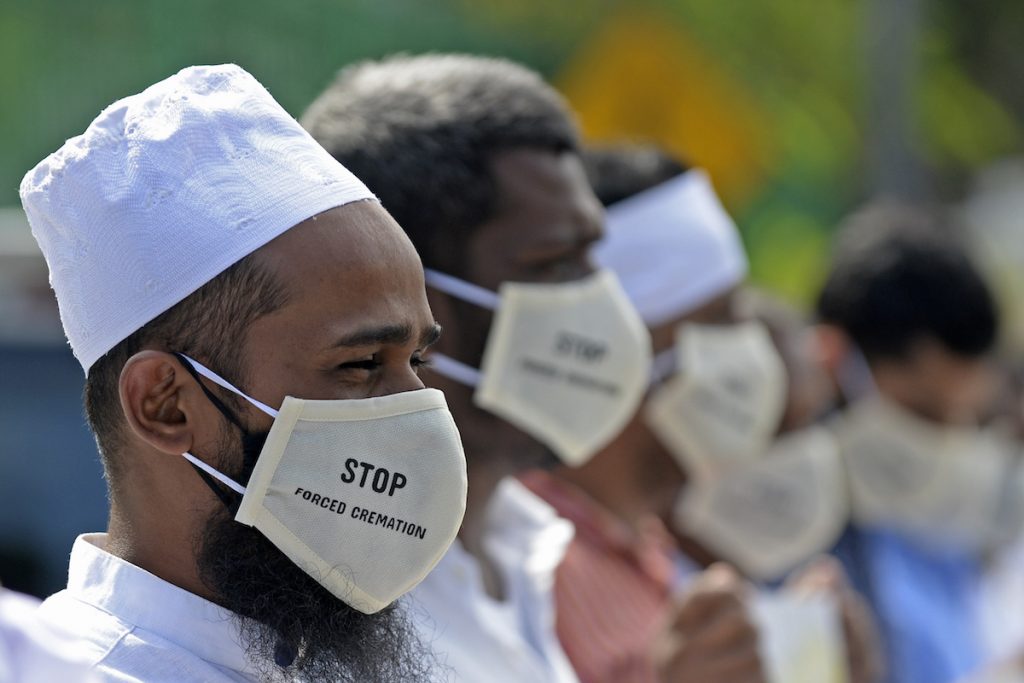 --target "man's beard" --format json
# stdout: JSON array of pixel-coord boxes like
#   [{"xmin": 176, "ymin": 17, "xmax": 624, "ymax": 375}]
[{"xmin": 194, "ymin": 429, "xmax": 435, "ymax": 682}]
